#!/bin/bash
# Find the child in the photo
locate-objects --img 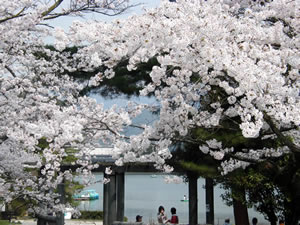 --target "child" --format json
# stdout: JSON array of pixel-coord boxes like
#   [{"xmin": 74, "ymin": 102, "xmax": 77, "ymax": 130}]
[{"xmin": 168, "ymin": 207, "xmax": 179, "ymax": 224}]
